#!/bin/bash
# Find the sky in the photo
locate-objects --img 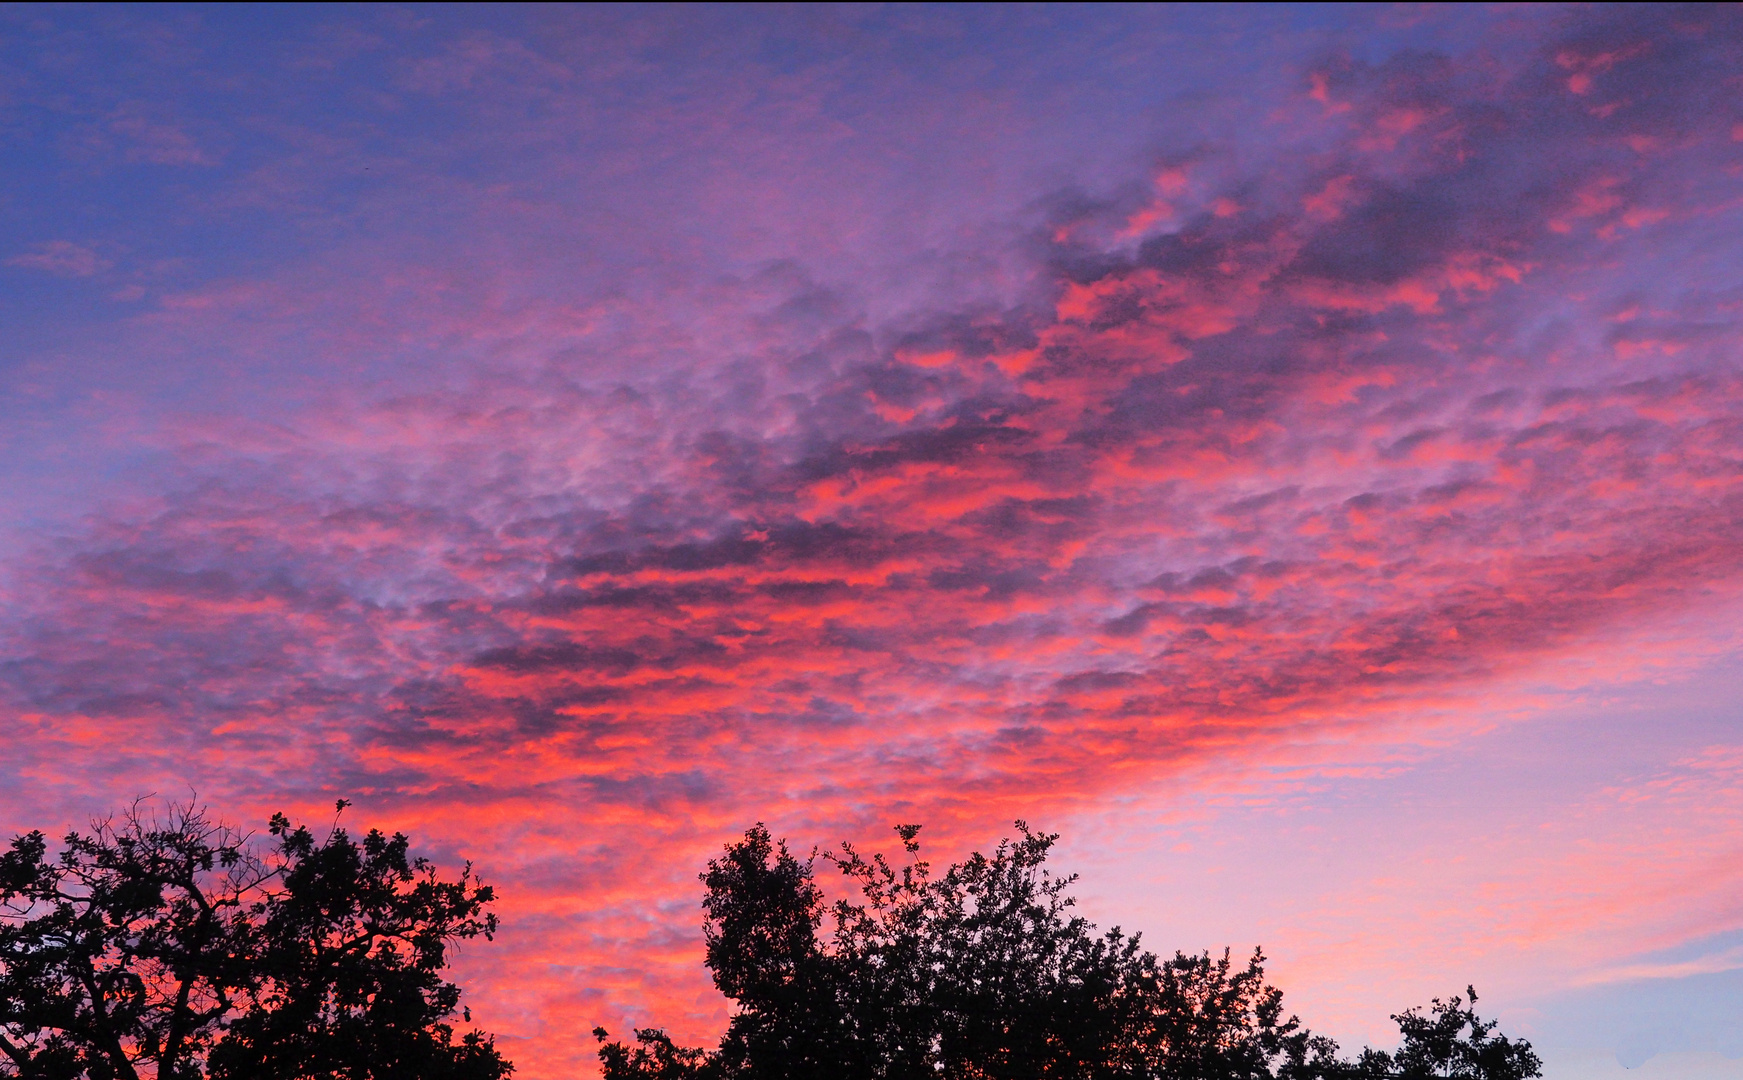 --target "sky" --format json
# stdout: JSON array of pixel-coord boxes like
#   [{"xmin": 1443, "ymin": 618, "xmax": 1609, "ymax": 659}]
[{"xmin": 2, "ymin": 3, "xmax": 1742, "ymax": 1076}]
